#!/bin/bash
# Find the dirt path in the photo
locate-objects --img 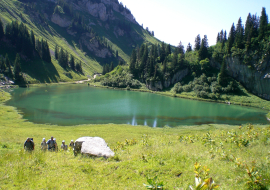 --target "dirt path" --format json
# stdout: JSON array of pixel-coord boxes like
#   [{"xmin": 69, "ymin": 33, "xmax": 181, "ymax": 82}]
[{"xmin": 75, "ymin": 78, "xmax": 91, "ymax": 84}]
